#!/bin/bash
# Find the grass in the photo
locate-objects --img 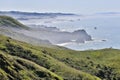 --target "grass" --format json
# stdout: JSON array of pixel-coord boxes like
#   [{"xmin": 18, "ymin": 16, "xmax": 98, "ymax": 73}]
[
  {"xmin": 0, "ymin": 30, "xmax": 120, "ymax": 79},
  {"xmin": 1, "ymin": 15, "xmax": 120, "ymax": 79},
  {"xmin": 0, "ymin": 16, "xmax": 28, "ymax": 29},
  {"xmin": 0, "ymin": 34, "xmax": 101, "ymax": 80},
  {"xmin": 0, "ymin": 51, "xmax": 63, "ymax": 80},
  {"xmin": 43, "ymin": 48, "xmax": 120, "ymax": 79}
]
